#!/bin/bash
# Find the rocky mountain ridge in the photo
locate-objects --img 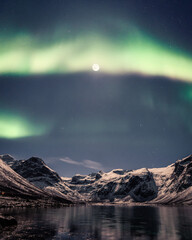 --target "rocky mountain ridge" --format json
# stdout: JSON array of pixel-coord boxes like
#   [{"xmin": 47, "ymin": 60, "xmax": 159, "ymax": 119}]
[
  {"xmin": 63, "ymin": 155, "xmax": 192, "ymax": 204},
  {"xmin": 0, "ymin": 157, "xmax": 46, "ymax": 199},
  {"xmin": 1, "ymin": 155, "xmax": 82, "ymax": 202},
  {"xmin": 1, "ymin": 154, "xmax": 192, "ymax": 205},
  {"xmin": 0, "ymin": 155, "xmax": 72, "ymax": 206}
]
